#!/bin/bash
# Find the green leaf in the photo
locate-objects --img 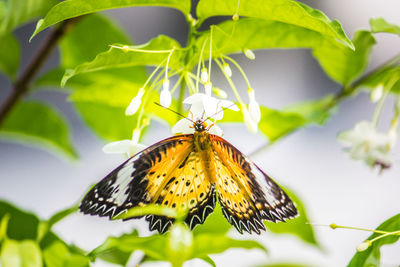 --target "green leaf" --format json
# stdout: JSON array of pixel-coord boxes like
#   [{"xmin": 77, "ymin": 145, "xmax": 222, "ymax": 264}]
[
  {"xmin": 264, "ymin": 188, "xmax": 319, "ymax": 247},
  {"xmin": 61, "ymin": 35, "xmax": 181, "ymax": 86},
  {"xmin": 0, "ymin": 101, "xmax": 78, "ymax": 159},
  {"xmin": 259, "ymin": 106, "xmax": 305, "ymax": 143},
  {"xmin": 31, "ymin": 0, "xmax": 191, "ymax": 40},
  {"xmin": 195, "ymin": 18, "xmax": 332, "ymax": 59},
  {"xmin": 348, "ymin": 213, "xmax": 400, "ymax": 267},
  {"xmin": 285, "ymin": 95, "xmax": 336, "ymax": 125},
  {"xmin": 0, "ymin": 239, "xmax": 42, "ymax": 267},
  {"xmin": 257, "ymin": 264, "xmax": 312, "ymax": 267},
  {"xmin": 196, "ymin": 0, "xmax": 353, "ymax": 49},
  {"xmin": 43, "ymin": 240, "xmax": 89, "ymax": 267},
  {"xmin": 312, "ymin": 30, "xmax": 376, "ymax": 86},
  {"xmin": 59, "ymin": 14, "xmax": 131, "ymax": 69},
  {"xmin": 353, "ymin": 55, "xmax": 400, "ymax": 95},
  {"xmin": 0, "ymin": 0, "xmax": 57, "ymax": 34},
  {"xmin": 0, "ymin": 201, "xmax": 39, "ymax": 241},
  {"xmin": 0, "ymin": 32, "xmax": 20, "ymax": 80},
  {"xmin": 113, "ymin": 204, "xmax": 185, "ymax": 221},
  {"xmin": 370, "ymin": 17, "xmax": 400, "ymax": 37}
]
